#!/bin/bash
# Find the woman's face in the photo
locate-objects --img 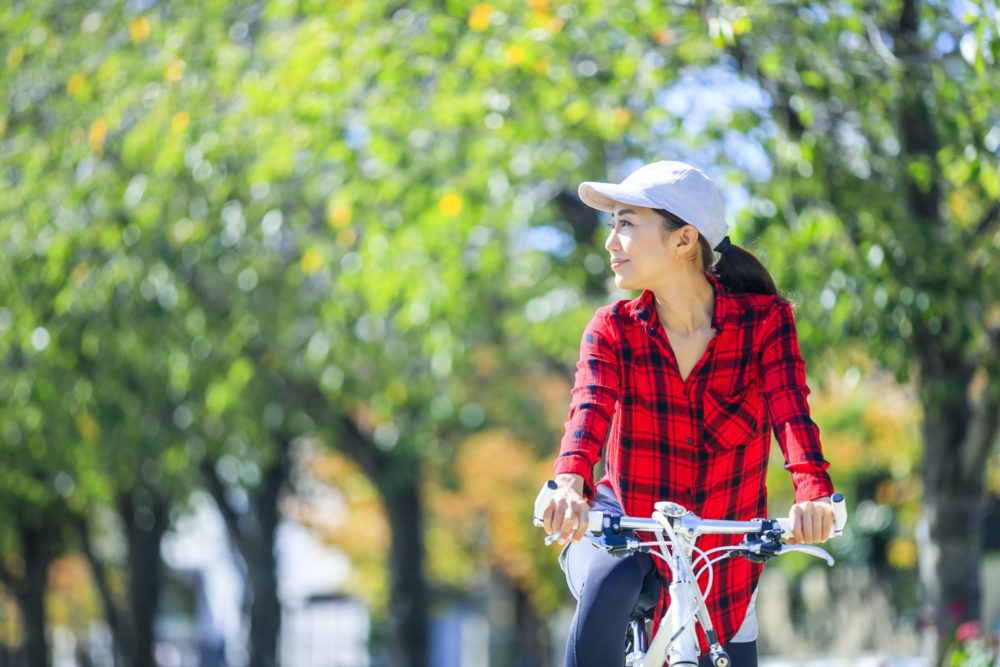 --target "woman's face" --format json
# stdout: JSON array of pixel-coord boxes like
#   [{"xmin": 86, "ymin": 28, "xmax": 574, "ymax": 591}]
[{"xmin": 604, "ymin": 204, "xmax": 699, "ymax": 290}]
